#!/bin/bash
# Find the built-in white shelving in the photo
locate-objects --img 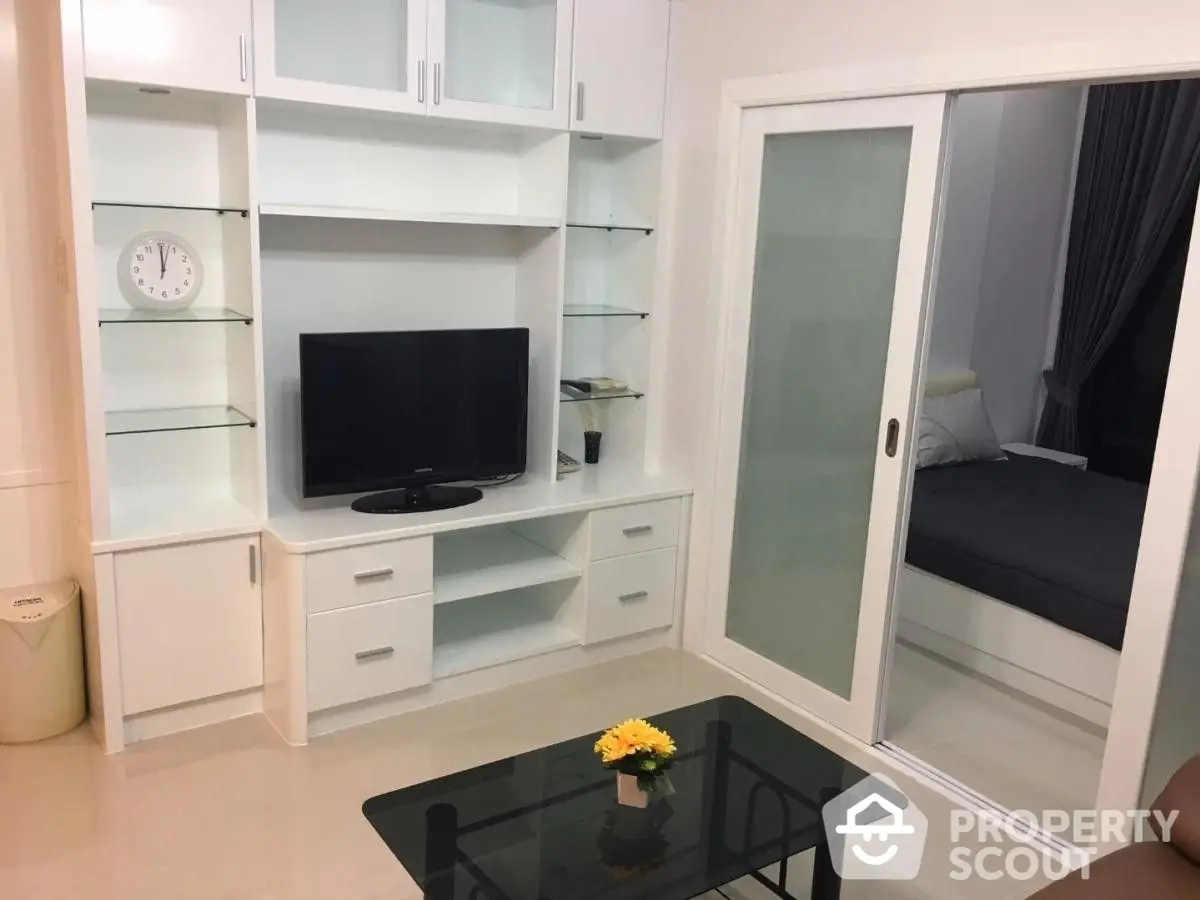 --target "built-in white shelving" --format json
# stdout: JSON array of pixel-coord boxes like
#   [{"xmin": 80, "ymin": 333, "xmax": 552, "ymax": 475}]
[
  {"xmin": 433, "ymin": 588, "xmax": 582, "ymax": 679},
  {"xmin": 434, "ymin": 528, "xmax": 581, "ymax": 605},
  {"xmin": 259, "ymin": 204, "xmax": 561, "ymax": 229}
]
